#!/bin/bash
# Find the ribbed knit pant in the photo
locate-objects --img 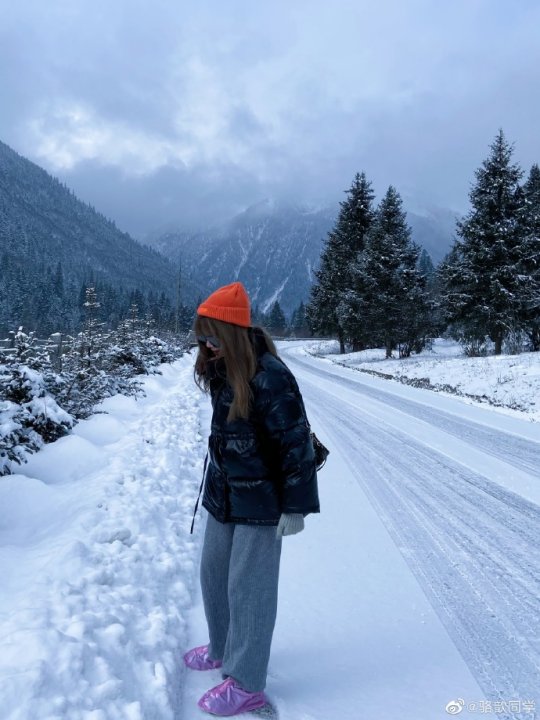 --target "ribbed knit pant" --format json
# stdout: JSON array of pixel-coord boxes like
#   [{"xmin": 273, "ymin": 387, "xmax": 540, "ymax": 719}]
[{"xmin": 200, "ymin": 512, "xmax": 282, "ymax": 692}]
